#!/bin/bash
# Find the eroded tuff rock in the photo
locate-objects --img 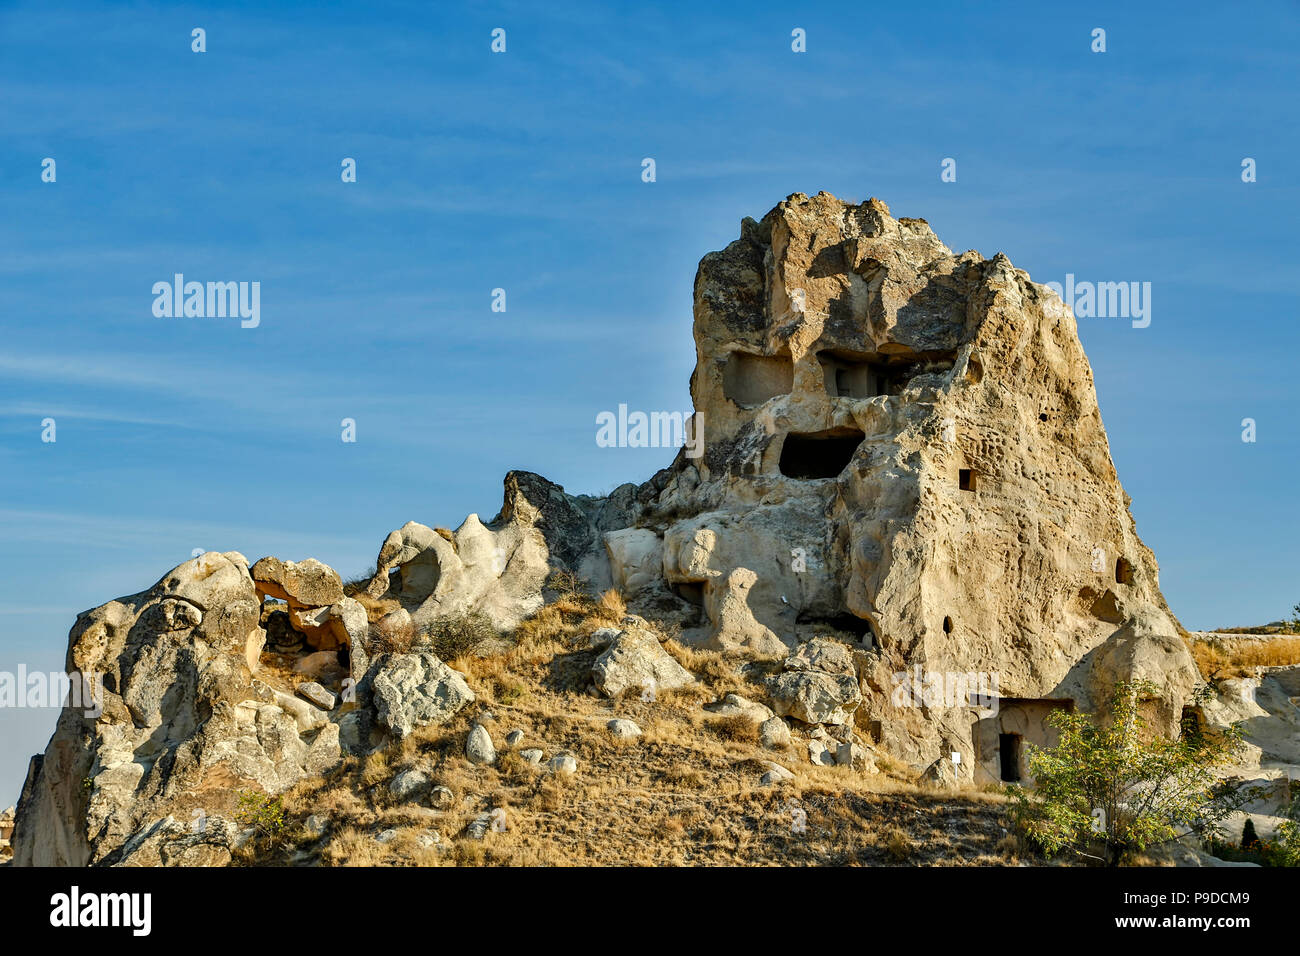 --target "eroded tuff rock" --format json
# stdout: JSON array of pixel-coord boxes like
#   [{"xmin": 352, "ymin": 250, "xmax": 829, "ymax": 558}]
[
  {"xmin": 10, "ymin": 551, "xmax": 458, "ymax": 865},
  {"xmin": 11, "ymin": 552, "xmax": 348, "ymax": 866},
  {"xmin": 360, "ymin": 195, "xmax": 1201, "ymax": 783},
  {"xmin": 370, "ymin": 649, "xmax": 476, "ymax": 740},
  {"xmin": 13, "ymin": 191, "xmax": 1208, "ymax": 864},
  {"xmin": 591, "ymin": 620, "xmax": 695, "ymax": 698}
]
